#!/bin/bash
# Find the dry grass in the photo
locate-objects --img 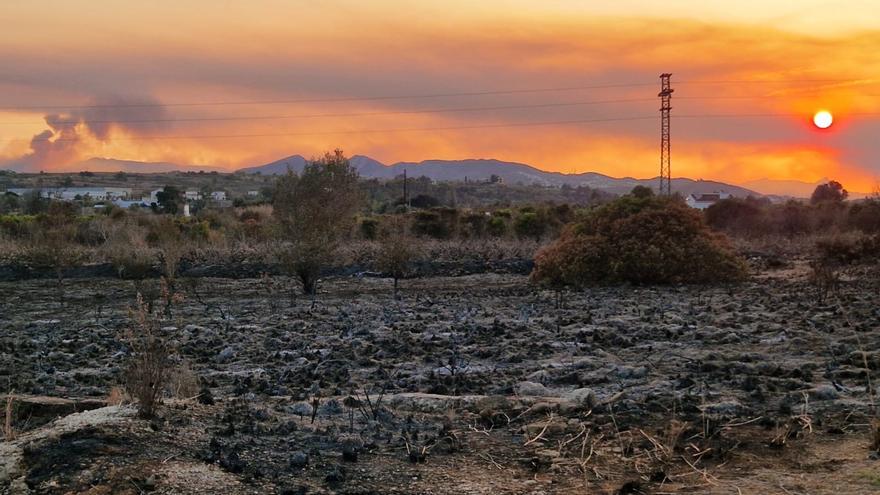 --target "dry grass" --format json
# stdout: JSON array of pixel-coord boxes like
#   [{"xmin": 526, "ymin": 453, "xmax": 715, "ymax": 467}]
[
  {"xmin": 167, "ymin": 361, "xmax": 200, "ymax": 399},
  {"xmin": 4, "ymin": 392, "xmax": 15, "ymax": 441},
  {"xmin": 871, "ymin": 419, "xmax": 880, "ymax": 453},
  {"xmin": 106, "ymin": 386, "xmax": 127, "ymax": 406}
]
